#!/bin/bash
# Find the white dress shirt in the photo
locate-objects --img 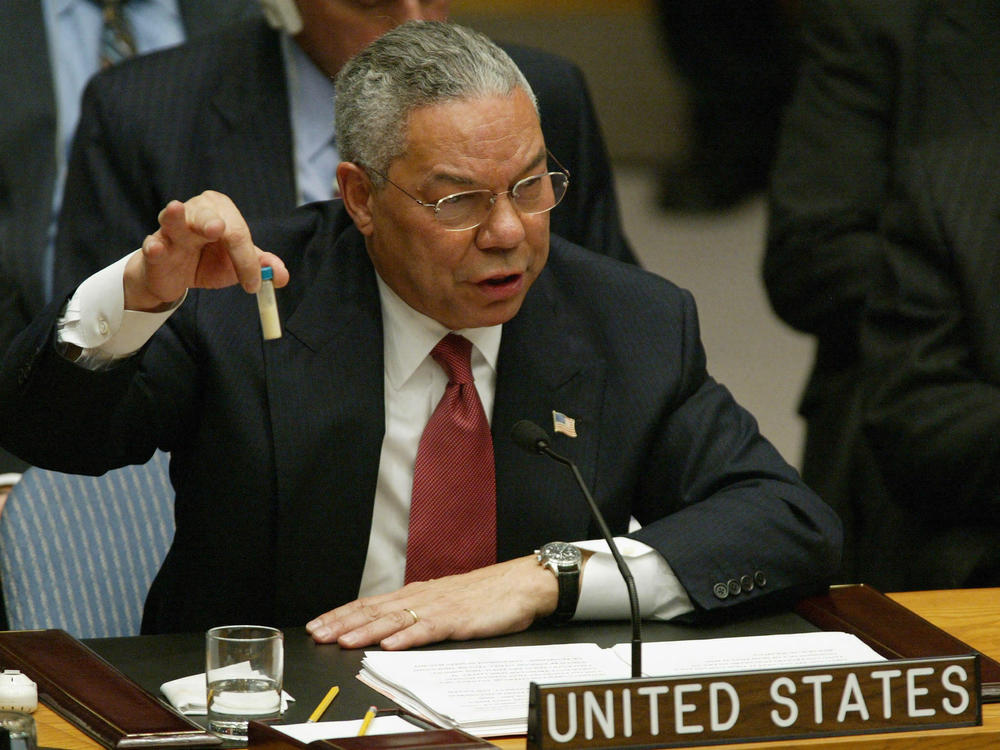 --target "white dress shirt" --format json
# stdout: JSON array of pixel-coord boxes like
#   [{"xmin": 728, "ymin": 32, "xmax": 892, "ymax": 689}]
[{"xmin": 58, "ymin": 254, "xmax": 694, "ymax": 620}]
